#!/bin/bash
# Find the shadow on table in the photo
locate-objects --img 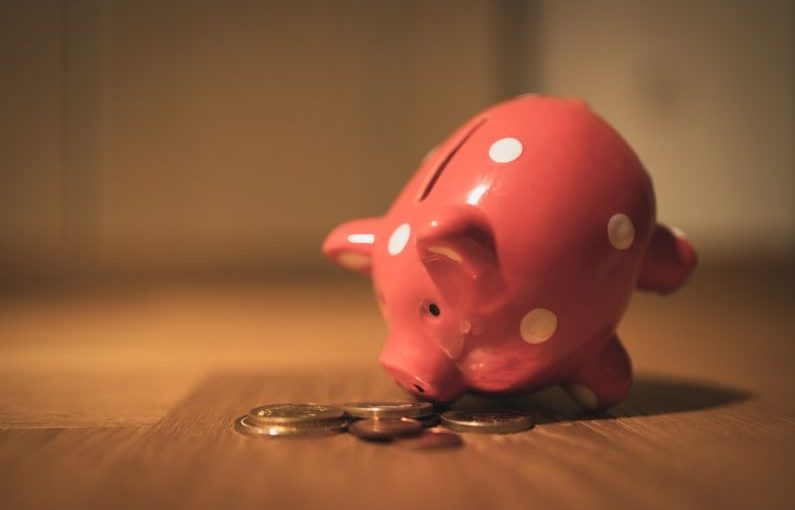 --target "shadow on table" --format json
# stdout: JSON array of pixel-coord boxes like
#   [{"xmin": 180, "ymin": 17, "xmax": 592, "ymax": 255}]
[{"xmin": 449, "ymin": 374, "xmax": 753, "ymax": 425}]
